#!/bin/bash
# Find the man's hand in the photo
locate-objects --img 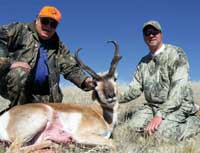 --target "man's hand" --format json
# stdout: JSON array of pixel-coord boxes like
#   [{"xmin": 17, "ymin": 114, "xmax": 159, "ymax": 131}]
[
  {"xmin": 144, "ymin": 116, "xmax": 163, "ymax": 135},
  {"xmin": 10, "ymin": 62, "xmax": 31, "ymax": 72},
  {"xmin": 84, "ymin": 77, "xmax": 95, "ymax": 89}
]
